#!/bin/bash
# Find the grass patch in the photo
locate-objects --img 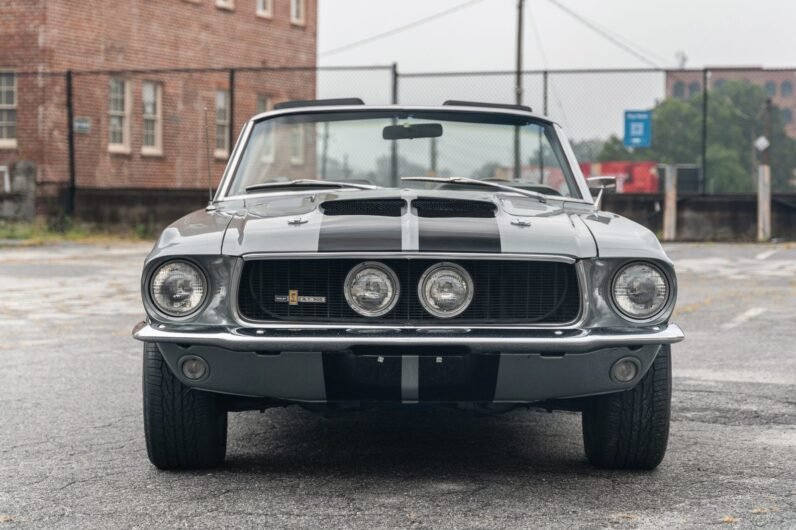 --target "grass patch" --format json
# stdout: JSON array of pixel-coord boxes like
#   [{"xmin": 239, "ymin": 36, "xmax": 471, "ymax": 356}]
[{"xmin": 0, "ymin": 218, "xmax": 156, "ymax": 245}]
